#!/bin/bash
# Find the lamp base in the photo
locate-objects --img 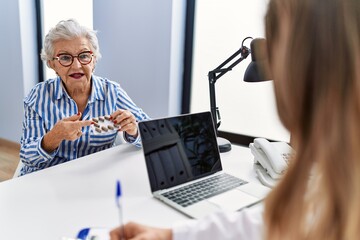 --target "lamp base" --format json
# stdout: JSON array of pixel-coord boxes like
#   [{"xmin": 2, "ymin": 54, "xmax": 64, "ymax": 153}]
[{"xmin": 217, "ymin": 137, "xmax": 232, "ymax": 153}]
